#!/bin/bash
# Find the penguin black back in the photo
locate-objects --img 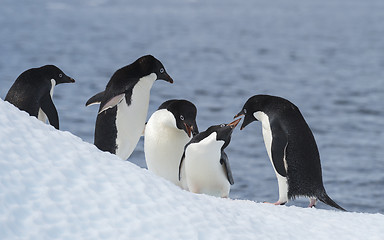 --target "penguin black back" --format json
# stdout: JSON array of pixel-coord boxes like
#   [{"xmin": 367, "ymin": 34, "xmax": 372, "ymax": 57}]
[
  {"xmin": 237, "ymin": 95, "xmax": 346, "ymax": 211},
  {"xmin": 5, "ymin": 65, "xmax": 75, "ymax": 129}
]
